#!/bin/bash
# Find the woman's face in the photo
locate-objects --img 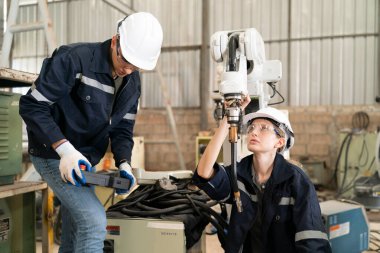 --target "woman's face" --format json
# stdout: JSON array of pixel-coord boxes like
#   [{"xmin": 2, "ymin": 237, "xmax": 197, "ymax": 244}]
[{"xmin": 246, "ymin": 118, "xmax": 285, "ymax": 154}]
